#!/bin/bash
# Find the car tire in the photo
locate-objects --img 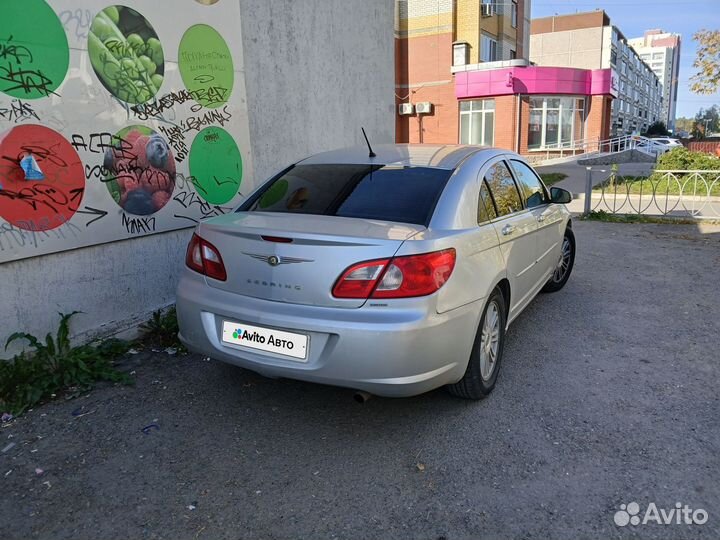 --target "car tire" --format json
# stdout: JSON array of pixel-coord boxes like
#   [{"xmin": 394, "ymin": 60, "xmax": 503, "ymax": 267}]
[
  {"xmin": 447, "ymin": 288, "xmax": 506, "ymax": 400},
  {"xmin": 541, "ymin": 227, "xmax": 575, "ymax": 293}
]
